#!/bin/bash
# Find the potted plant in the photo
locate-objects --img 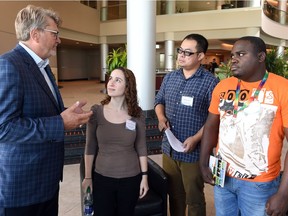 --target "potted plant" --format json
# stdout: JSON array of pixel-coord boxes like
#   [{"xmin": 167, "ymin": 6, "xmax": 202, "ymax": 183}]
[
  {"xmin": 221, "ymin": 0, "xmax": 233, "ymax": 9},
  {"xmin": 106, "ymin": 46, "xmax": 127, "ymax": 79},
  {"xmin": 266, "ymin": 48, "xmax": 288, "ymax": 78},
  {"xmin": 215, "ymin": 60, "xmax": 232, "ymax": 80},
  {"xmin": 102, "ymin": 45, "xmax": 127, "ymax": 92}
]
